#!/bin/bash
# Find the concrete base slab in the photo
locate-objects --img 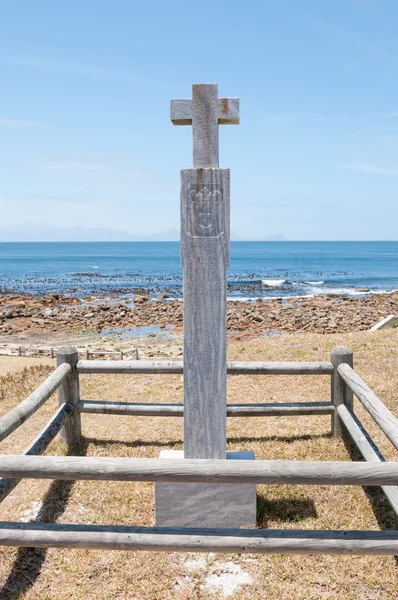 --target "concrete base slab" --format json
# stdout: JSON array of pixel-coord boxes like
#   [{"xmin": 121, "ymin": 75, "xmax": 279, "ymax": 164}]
[{"xmin": 155, "ymin": 450, "xmax": 256, "ymax": 528}]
